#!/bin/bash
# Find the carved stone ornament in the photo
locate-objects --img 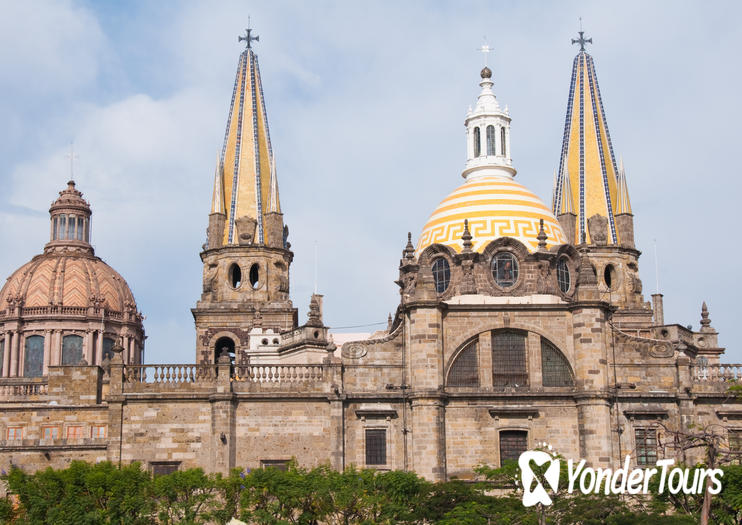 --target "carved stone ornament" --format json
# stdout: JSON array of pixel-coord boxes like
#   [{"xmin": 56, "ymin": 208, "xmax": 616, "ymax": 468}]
[
  {"xmin": 235, "ymin": 216, "xmax": 257, "ymax": 245},
  {"xmin": 587, "ymin": 214, "xmax": 608, "ymax": 245},
  {"xmin": 341, "ymin": 342, "xmax": 367, "ymax": 359},
  {"xmin": 649, "ymin": 342, "xmax": 674, "ymax": 358}
]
